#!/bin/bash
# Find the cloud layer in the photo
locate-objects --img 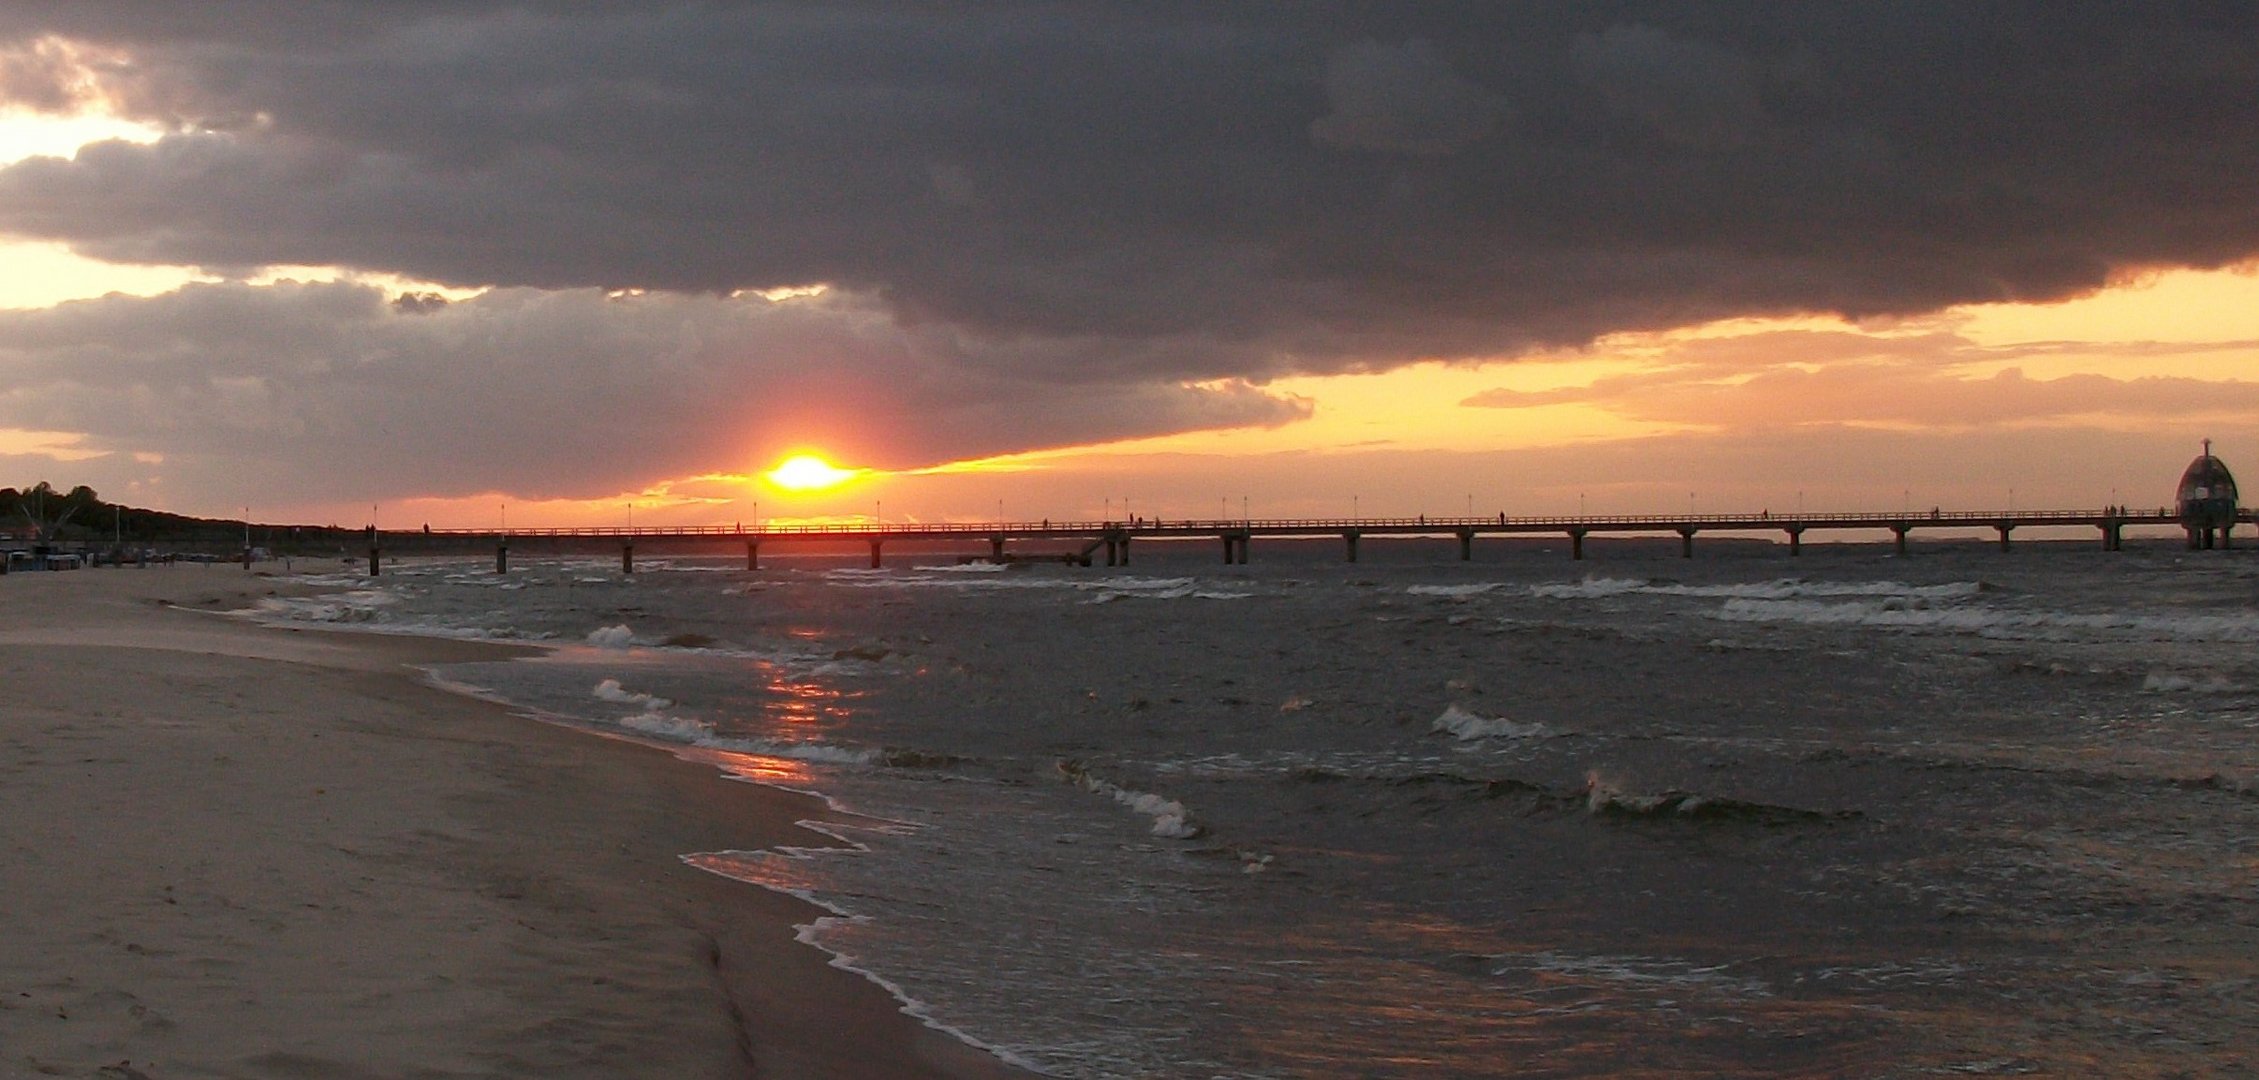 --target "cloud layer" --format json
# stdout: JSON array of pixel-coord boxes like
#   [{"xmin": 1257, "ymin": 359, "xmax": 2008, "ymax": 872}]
[
  {"xmin": 3, "ymin": 5, "xmax": 2259, "ymax": 504},
  {"xmin": 0, "ymin": 282, "xmax": 1307, "ymax": 500},
  {"xmin": 1463, "ymin": 328, "xmax": 2259, "ymax": 429},
  {"xmin": 9, "ymin": 6, "xmax": 2259, "ymax": 350}
]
